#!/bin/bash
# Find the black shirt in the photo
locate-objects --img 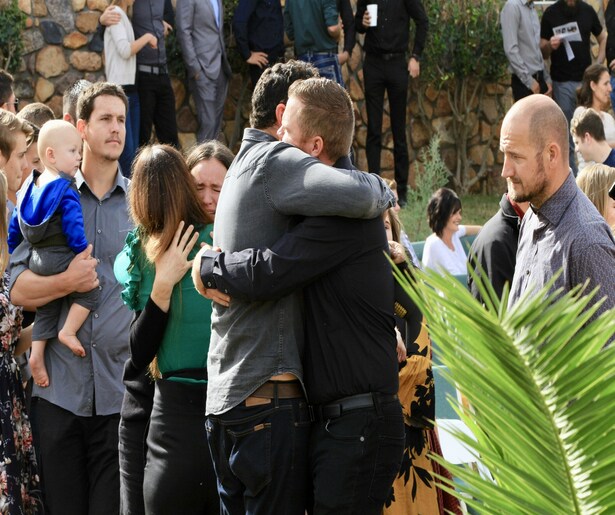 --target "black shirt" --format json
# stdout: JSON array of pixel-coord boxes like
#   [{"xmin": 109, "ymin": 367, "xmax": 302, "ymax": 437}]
[
  {"xmin": 232, "ymin": 0, "xmax": 285, "ymax": 61},
  {"xmin": 355, "ymin": 0, "xmax": 428, "ymax": 57},
  {"xmin": 201, "ymin": 215, "xmax": 399, "ymax": 405},
  {"xmin": 467, "ymin": 194, "xmax": 522, "ymax": 305},
  {"xmin": 338, "ymin": 0, "xmax": 356, "ymax": 56},
  {"xmin": 540, "ymin": 0, "xmax": 603, "ymax": 82}
]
